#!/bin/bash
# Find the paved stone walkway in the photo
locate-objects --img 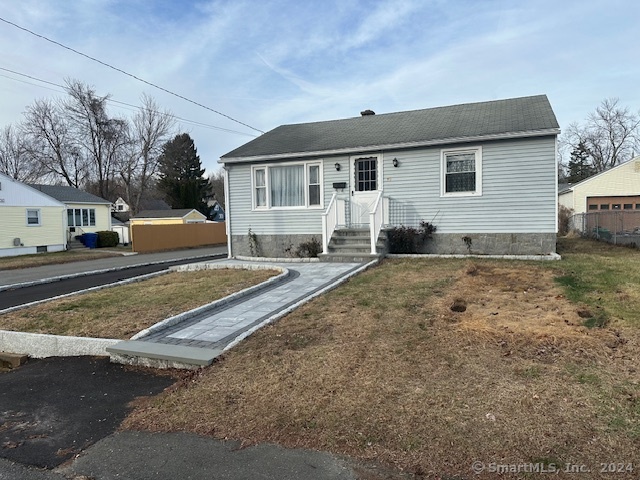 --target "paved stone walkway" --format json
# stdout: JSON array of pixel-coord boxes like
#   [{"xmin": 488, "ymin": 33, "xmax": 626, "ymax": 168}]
[{"xmin": 108, "ymin": 259, "xmax": 369, "ymax": 368}]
